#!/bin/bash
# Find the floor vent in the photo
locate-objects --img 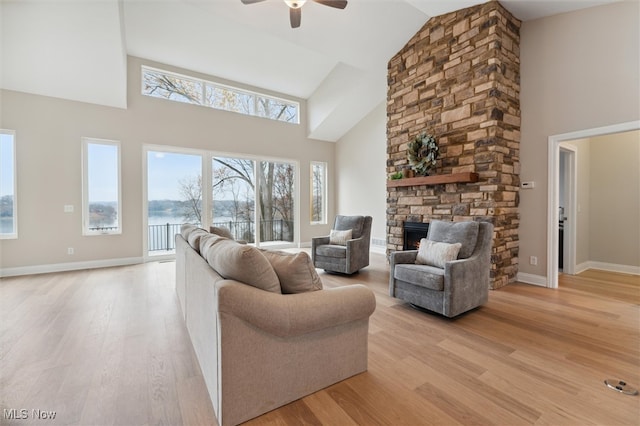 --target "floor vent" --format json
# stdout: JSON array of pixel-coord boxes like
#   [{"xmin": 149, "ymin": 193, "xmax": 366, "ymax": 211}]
[
  {"xmin": 604, "ymin": 379, "xmax": 638, "ymax": 395},
  {"xmin": 371, "ymin": 238, "xmax": 386, "ymax": 247}
]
